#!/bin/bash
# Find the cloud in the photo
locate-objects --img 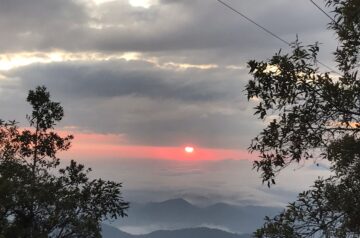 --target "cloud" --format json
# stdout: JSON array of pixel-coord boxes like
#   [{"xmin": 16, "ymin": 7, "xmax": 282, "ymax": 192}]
[
  {"xmin": 8, "ymin": 60, "xmax": 240, "ymax": 102},
  {"xmin": 0, "ymin": 0, "xmax": 340, "ymax": 211},
  {"xmin": 0, "ymin": 0, "xmax": 87, "ymax": 52},
  {"xmin": 0, "ymin": 0, "xmax": 336, "ymax": 59},
  {"xmin": 1, "ymin": 58, "xmax": 260, "ymax": 148},
  {"xmin": 72, "ymin": 157, "xmax": 331, "ymax": 206},
  {"xmin": 0, "ymin": 0, "xmax": 338, "ymax": 148}
]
